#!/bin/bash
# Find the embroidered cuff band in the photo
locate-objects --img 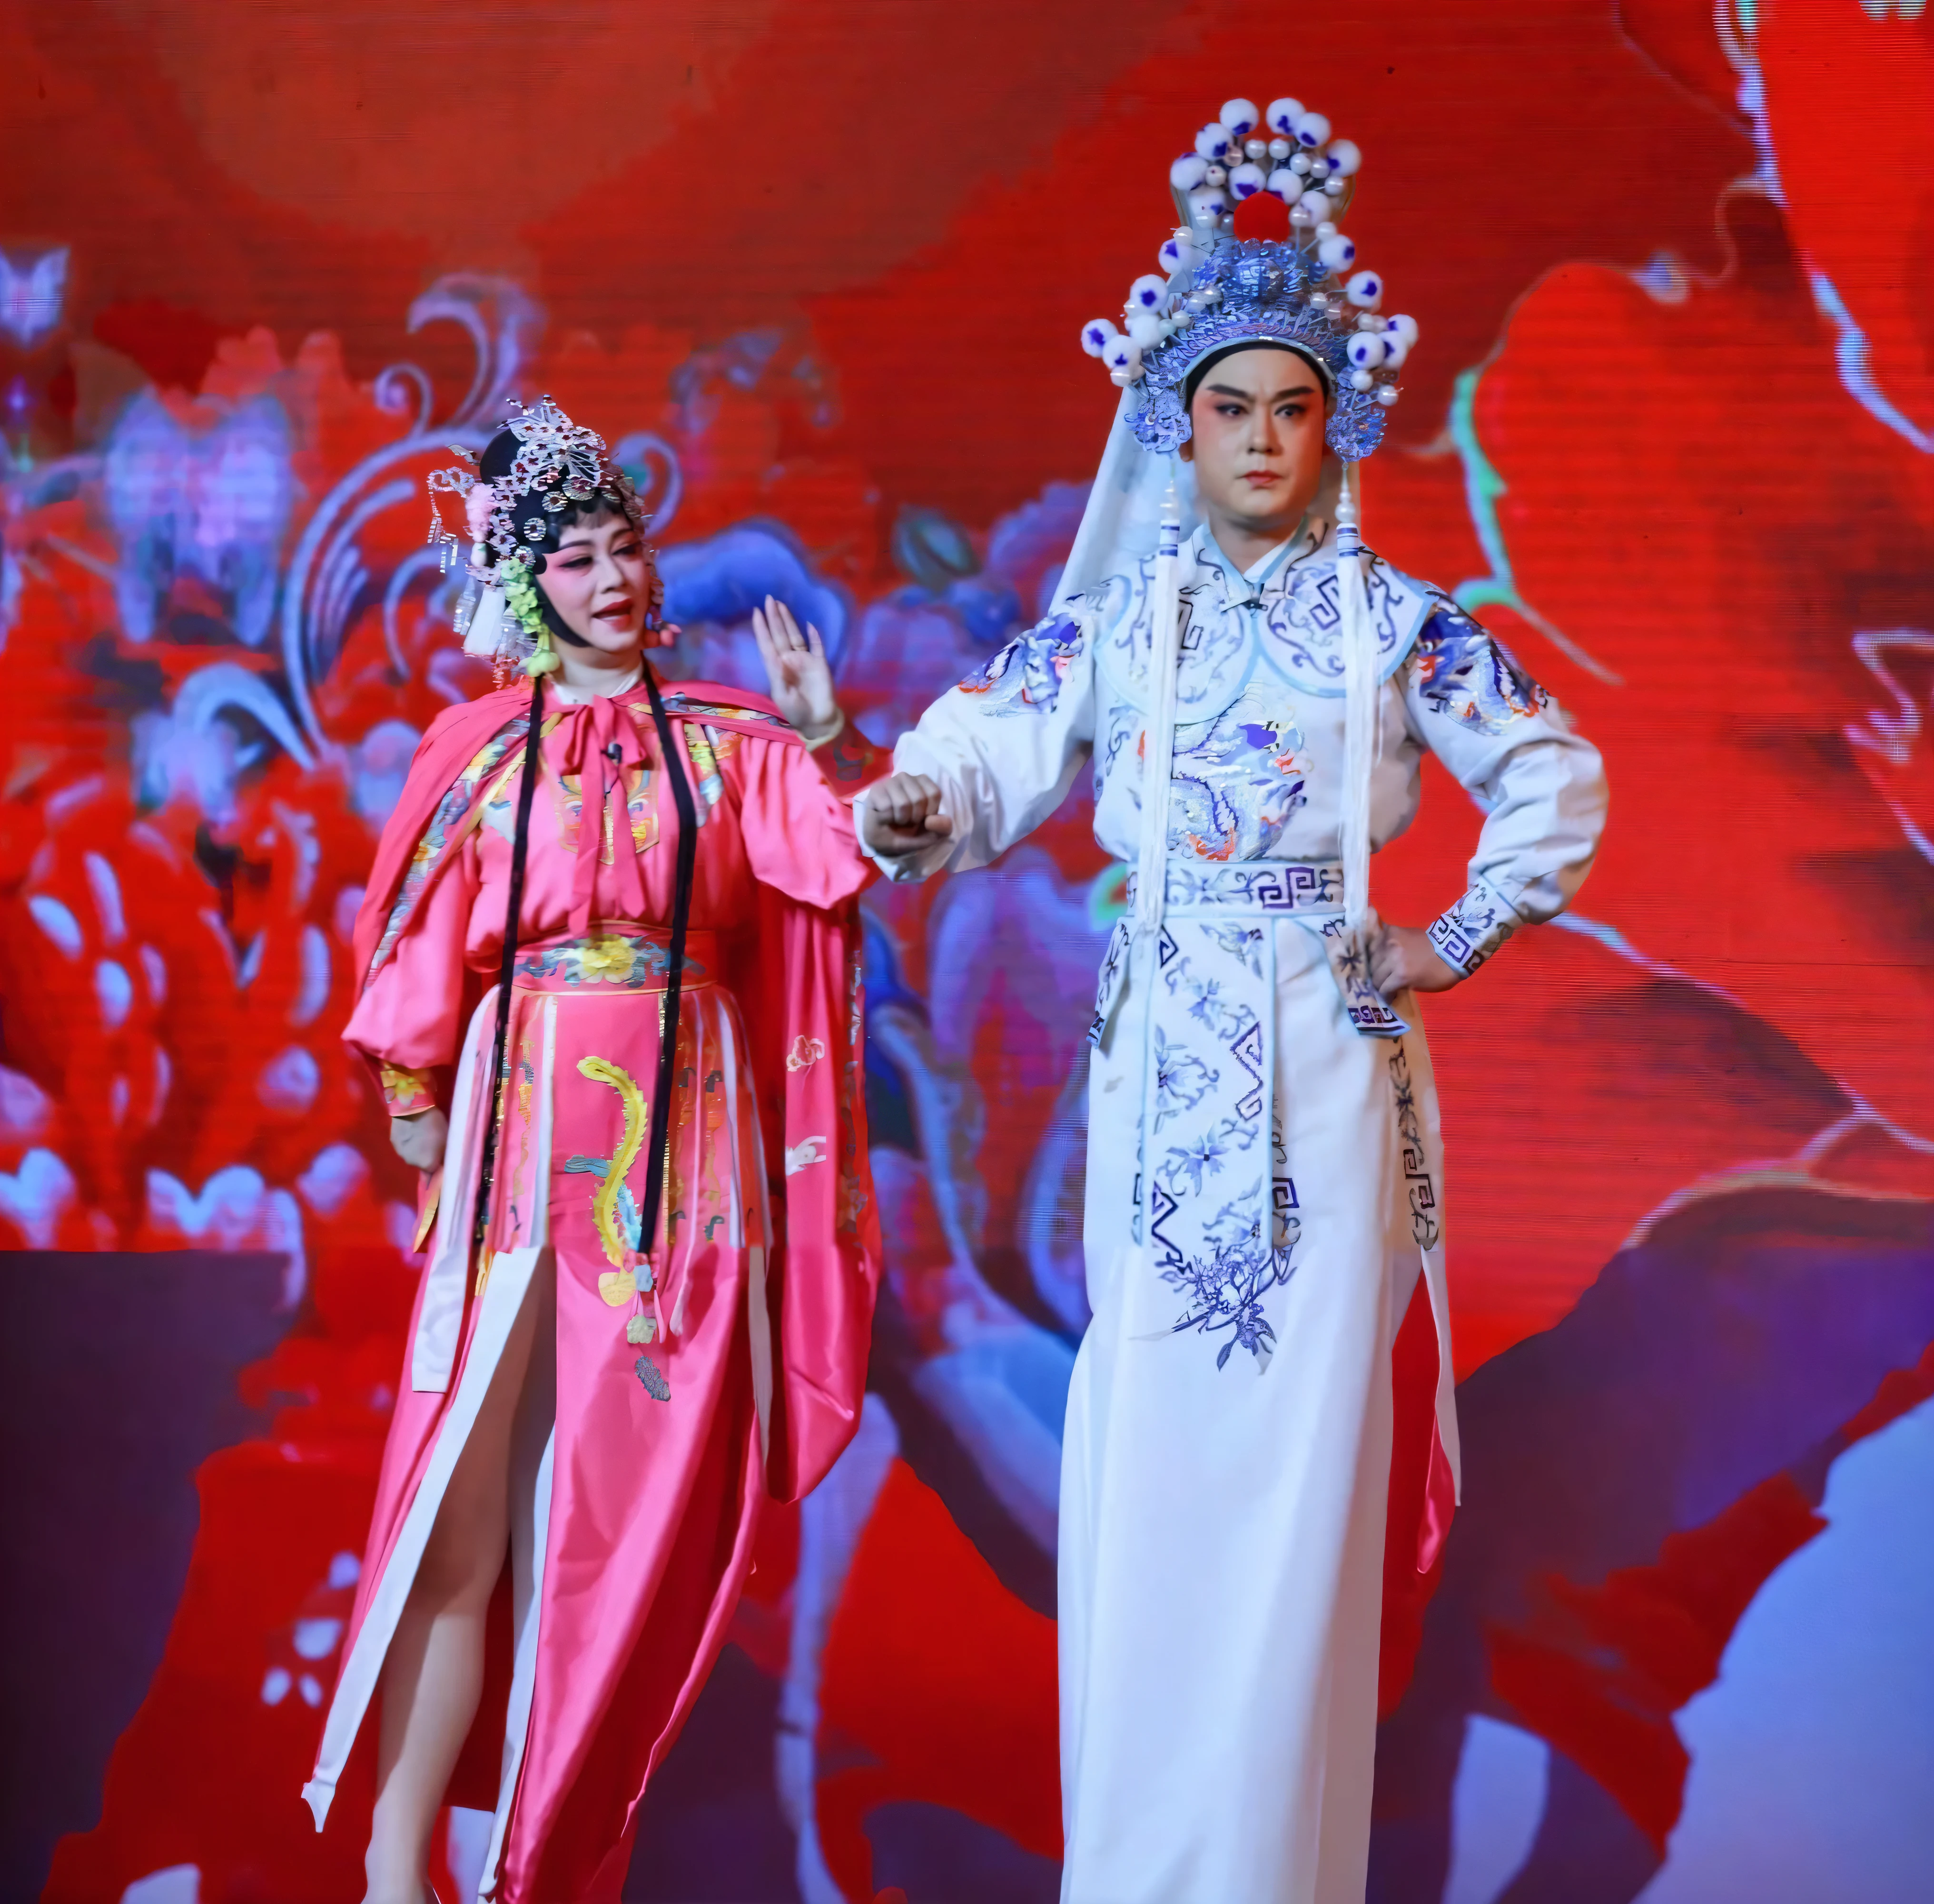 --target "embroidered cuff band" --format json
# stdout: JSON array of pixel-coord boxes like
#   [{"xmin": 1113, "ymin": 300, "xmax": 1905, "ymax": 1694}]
[
  {"xmin": 379, "ymin": 1061, "xmax": 437, "ymax": 1116},
  {"xmin": 803, "ymin": 710, "xmax": 893, "ymax": 798},
  {"xmin": 1427, "ymin": 878, "xmax": 1524, "ymax": 977}
]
